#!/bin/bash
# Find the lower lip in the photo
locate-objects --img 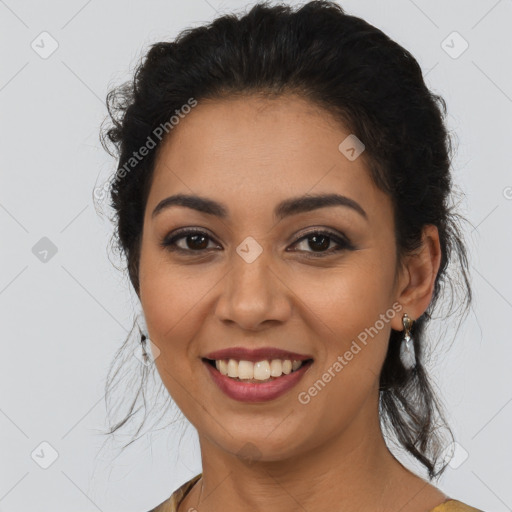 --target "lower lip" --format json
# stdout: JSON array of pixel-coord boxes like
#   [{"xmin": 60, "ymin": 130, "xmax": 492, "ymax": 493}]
[{"xmin": 202, "ymin": 359, "xmax": 313, "ymax": 403}]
